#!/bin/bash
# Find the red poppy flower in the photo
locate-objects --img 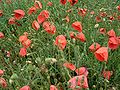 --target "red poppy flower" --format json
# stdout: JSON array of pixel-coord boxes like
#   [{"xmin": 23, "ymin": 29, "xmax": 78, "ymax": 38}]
[
  {"xmin": 90, "ymin": 11, "xmax": 95, "ymax": 15},
  {"xmin": 68, "ymin": 75, "xmax": 88, "ymax": 89},
  {"xmin": 0, "ymin": 70, "xmax": 4, "ymax": 76},
  {"xmin": 34, "ymin": 0, "xmax": 42, "ymax": 9},
  {"xmin": 102, "ymin": 71, "xmax": 112, "ymax": 80},
  {"xmin": 0, "ymin": 32, "xmax": 4, "ymax": 38},
  {"xmin": 118, "ymin": 15, "xmax": 120, "ymax": 20},
  {"xmin": 0, "ymin": 10, "xmax": 3, "ymax": 17},
  {"xmin": 19, "ymin": 48, "xmax": 27, "ymax": 57},
  {"xmin": 108, "ymin": 16, "xmax": 114, "ymax": 21},
  {"xmin": 0, "ymin": 78, "xmax": 7, "ymax": 88},
  {"xmin": 108, "ymin": 37, "xmax": 119, "ymax": 50},
  {"xmin": 116, "ymin": 5, "xmax": 120, "ymax": 11},
  {"xmin": 117, "ymin": 36, "xmax": 120, "ymax": 45},
  {"xmin": 20, "ymin": 85, "xmax": 30, "ymax": 90},
  {"xmin": 50, "ymin": 85, "xmax": 58, "ymax": 90},
  {"xmin": 89, "ymin": 42, "xmax": 101, "ymax": 52},
  {"xmin": 69, "ymin": 31, "xmax": 75, "ymax": 39},
  {"xmin": 55, "ymin": 35, "xmax": 67, "ymax": 50},
  {"xmin": 6, "ymin": 51, "xmax": 10, "ymax": 57},
  {"xmin": 76, "ymin": 32, "xmax": 86, "ymax": 42},
  {"xmin": 43, "ymin": 21, "xmax": 56, "ymax": 34},
  {"xmin": 13, "ymin": 9, "xmax": 25, "ymax": 20},
  {"xmin": 68, "ymin": 0, "xmax": 78, "ymax": 6},
  {"xmin": 95, "ymin": 16, "xmax": 102, "ymax": 22},
  {"xmin": 72, "ymin": 21, "xmax": 82, "ymax": 32},
  {"xmin": 75, "ymin": 67, "xmax": 88, "ymax": 76},
  {"xmin": 99, "ymin": 12, "xmax": 107, "ymax": 17},
  {"xmin": 60, "ymin": 0, "xmax": 67, "ymax": 5},
  {"xmin": 47, "ymin": 2, "xmax": 53, "ymax": 6},
  {"xmin": 19, "ymin": 35, "xmax": 28, "ymax": 43},
  {"xmin": 99, "ymin": 28, "xmax": 106, "ymax": 34},
  {"xmin": 107, "ymin": 29, "xmax": 116, "ymax": 37},
  {"xmin": 22, "ymin": 39, "xmax": 31, "ymax": 48},
  {"xmin": 8, "ymin": 17, "xmax": 16, "ymax": 25},
  {"xmin": 63, "ymin": 62, "xmax": 76, "ymax": 71},
  {"xmin": 28, "ymin": 6, "xmax": 36, "ymax": 15},
  {"xmin": 32, "ymin": 20, "xmax": 40, "ymax": 31},
  {"xmin": 94, "ymin": 47, "xmax": 108, "ymax": 62},
  {"xmin": 78, "ymin": 8, "xmax": 87, "ymax": 17},
  {"xmin": 37, "ymin": 10, "xmax": 49, "ymax": 24}
]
